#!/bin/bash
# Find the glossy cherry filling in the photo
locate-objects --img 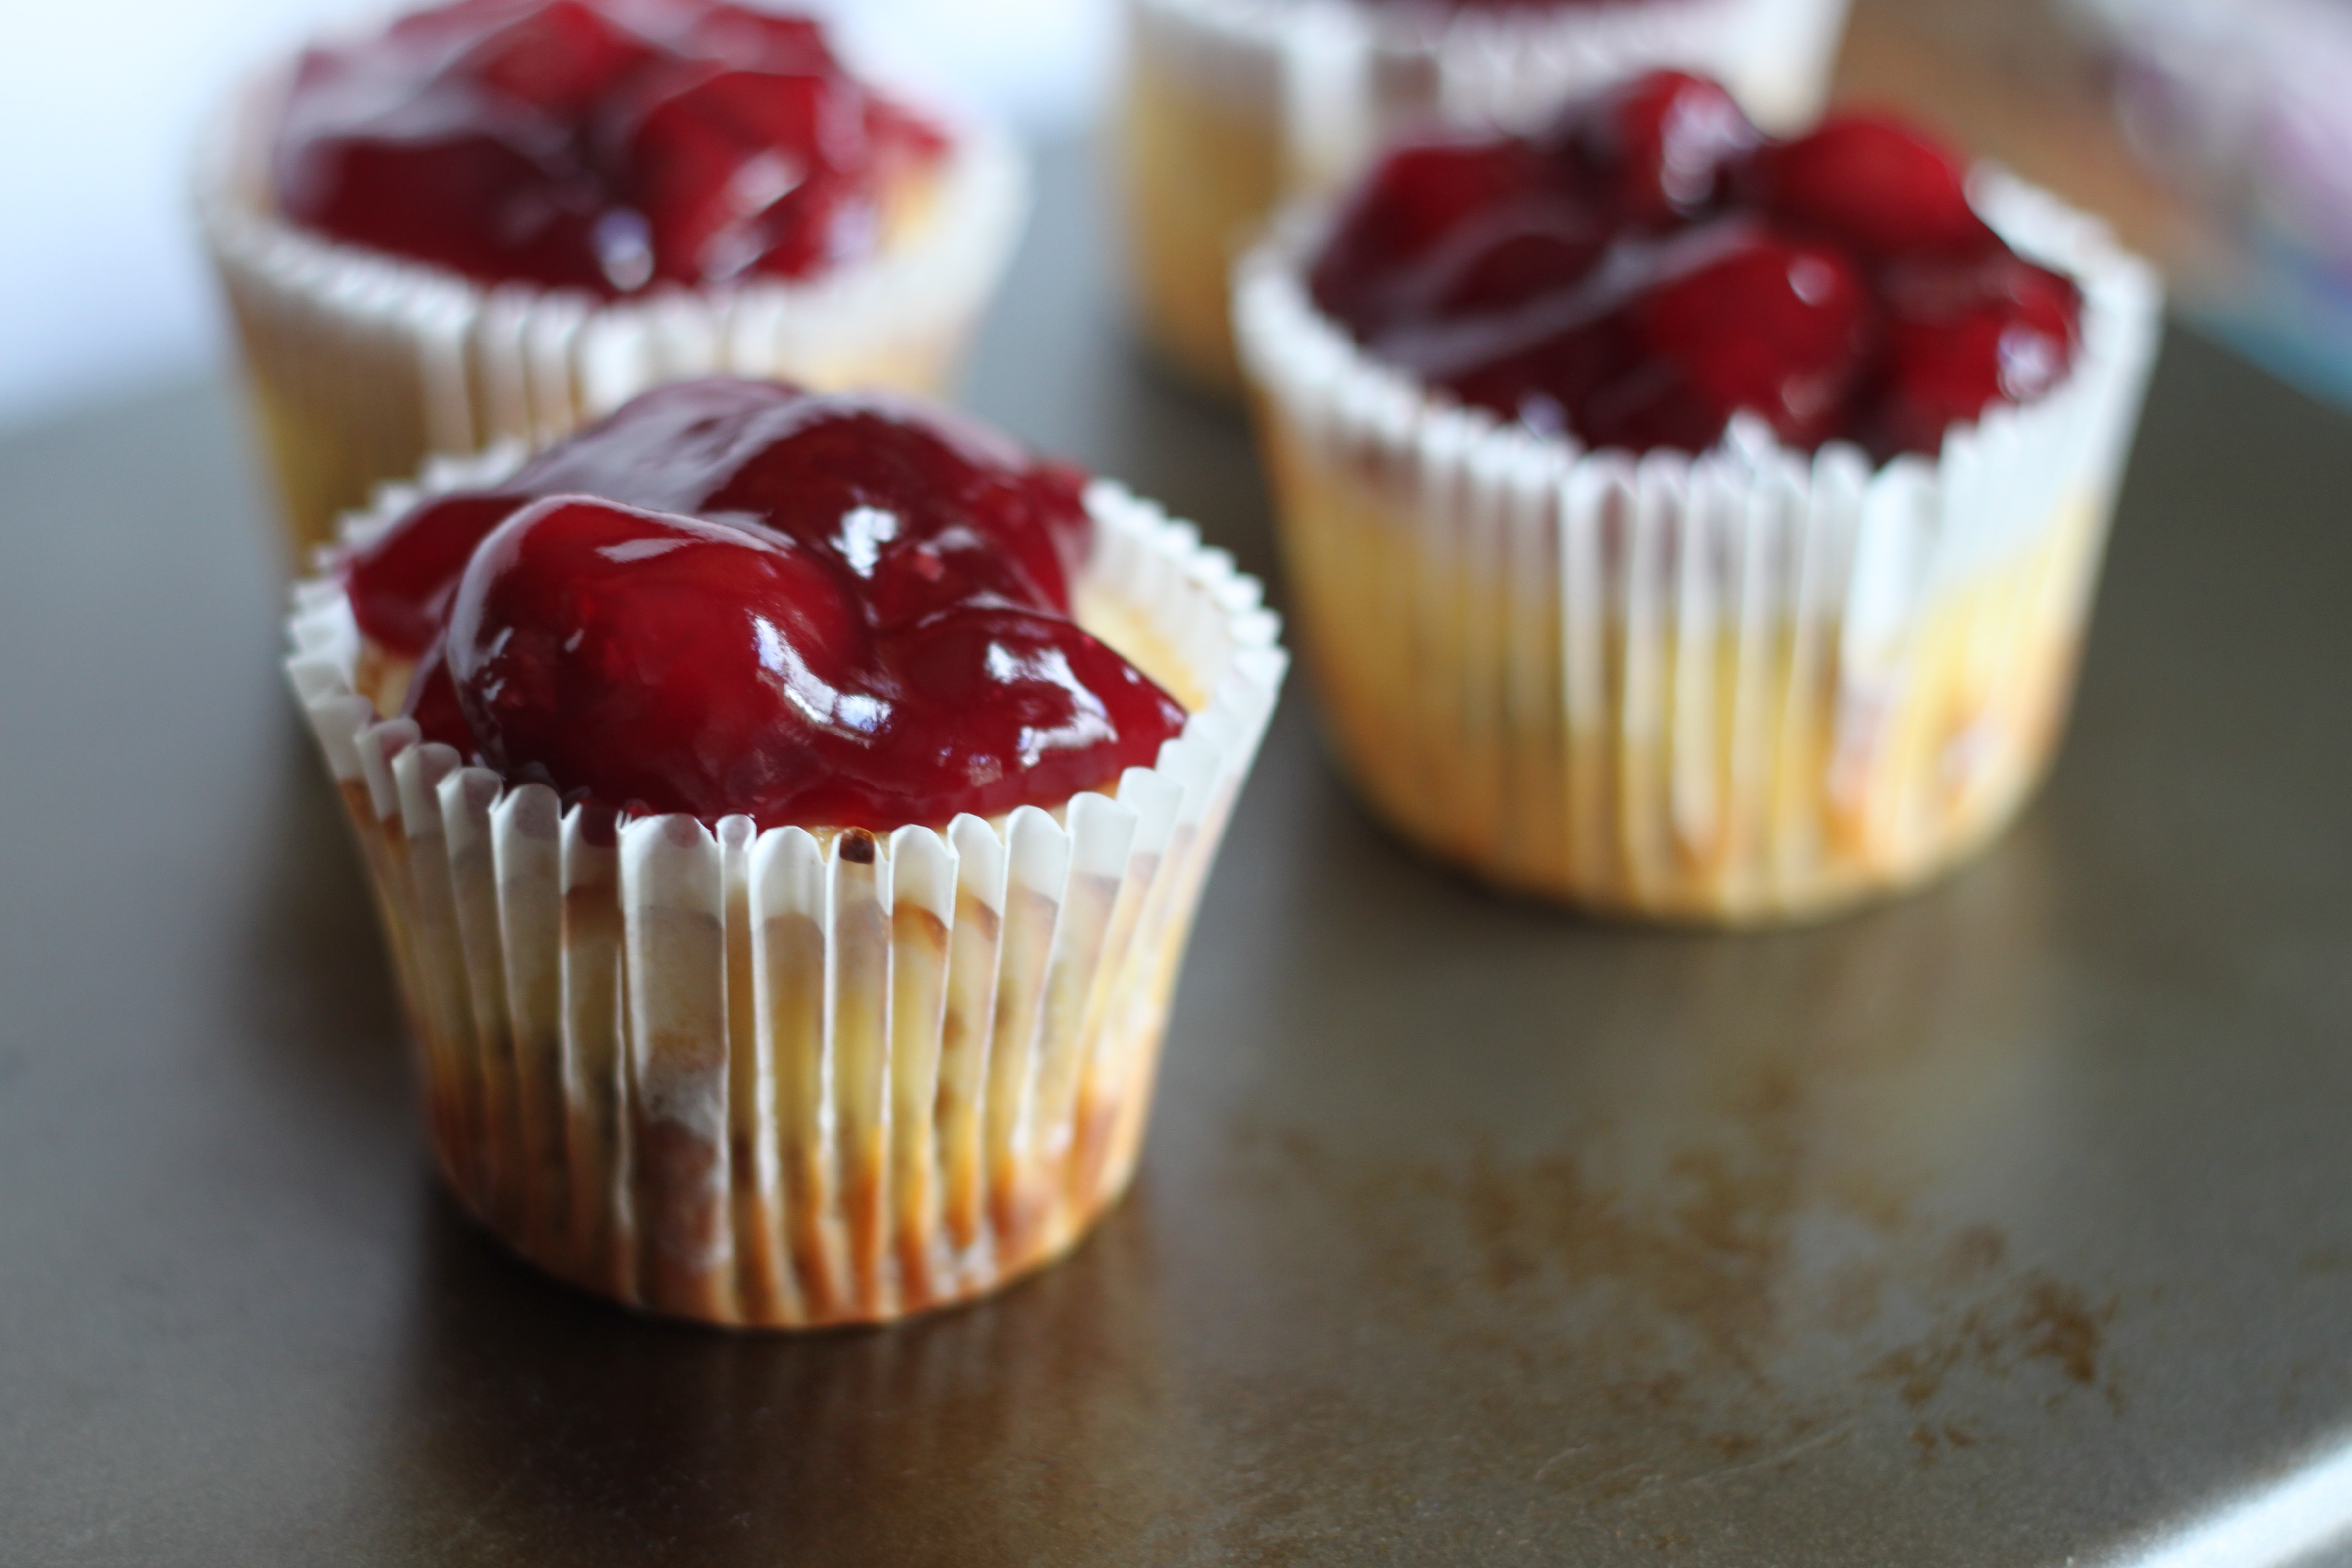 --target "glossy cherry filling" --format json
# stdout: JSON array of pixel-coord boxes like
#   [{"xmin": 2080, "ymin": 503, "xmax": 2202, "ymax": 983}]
[
  {"xmin": 273, "ymin": 0, "xmax": 948, "ymax": 295},
  {"xmin": 344, "ymin": 379, "xmax": 1189, "ymax": 829},
  {"xmin": 1308, "ymin": 72, "xmax": 2083, "ymax": 460}
]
